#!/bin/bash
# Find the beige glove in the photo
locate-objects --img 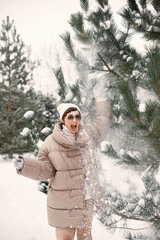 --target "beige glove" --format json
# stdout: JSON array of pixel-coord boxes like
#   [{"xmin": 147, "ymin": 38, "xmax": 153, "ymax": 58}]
[
  {"xmin": 93, "ymin": 82, "xmax": 111, "ymax": 100},
  {"xmin": 13, "ymin": 157, "xmax": 24, "ymax": 170},
  {"xmin": 93, "ymin": 82, "xmax": 105, "ymax": 99}
]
